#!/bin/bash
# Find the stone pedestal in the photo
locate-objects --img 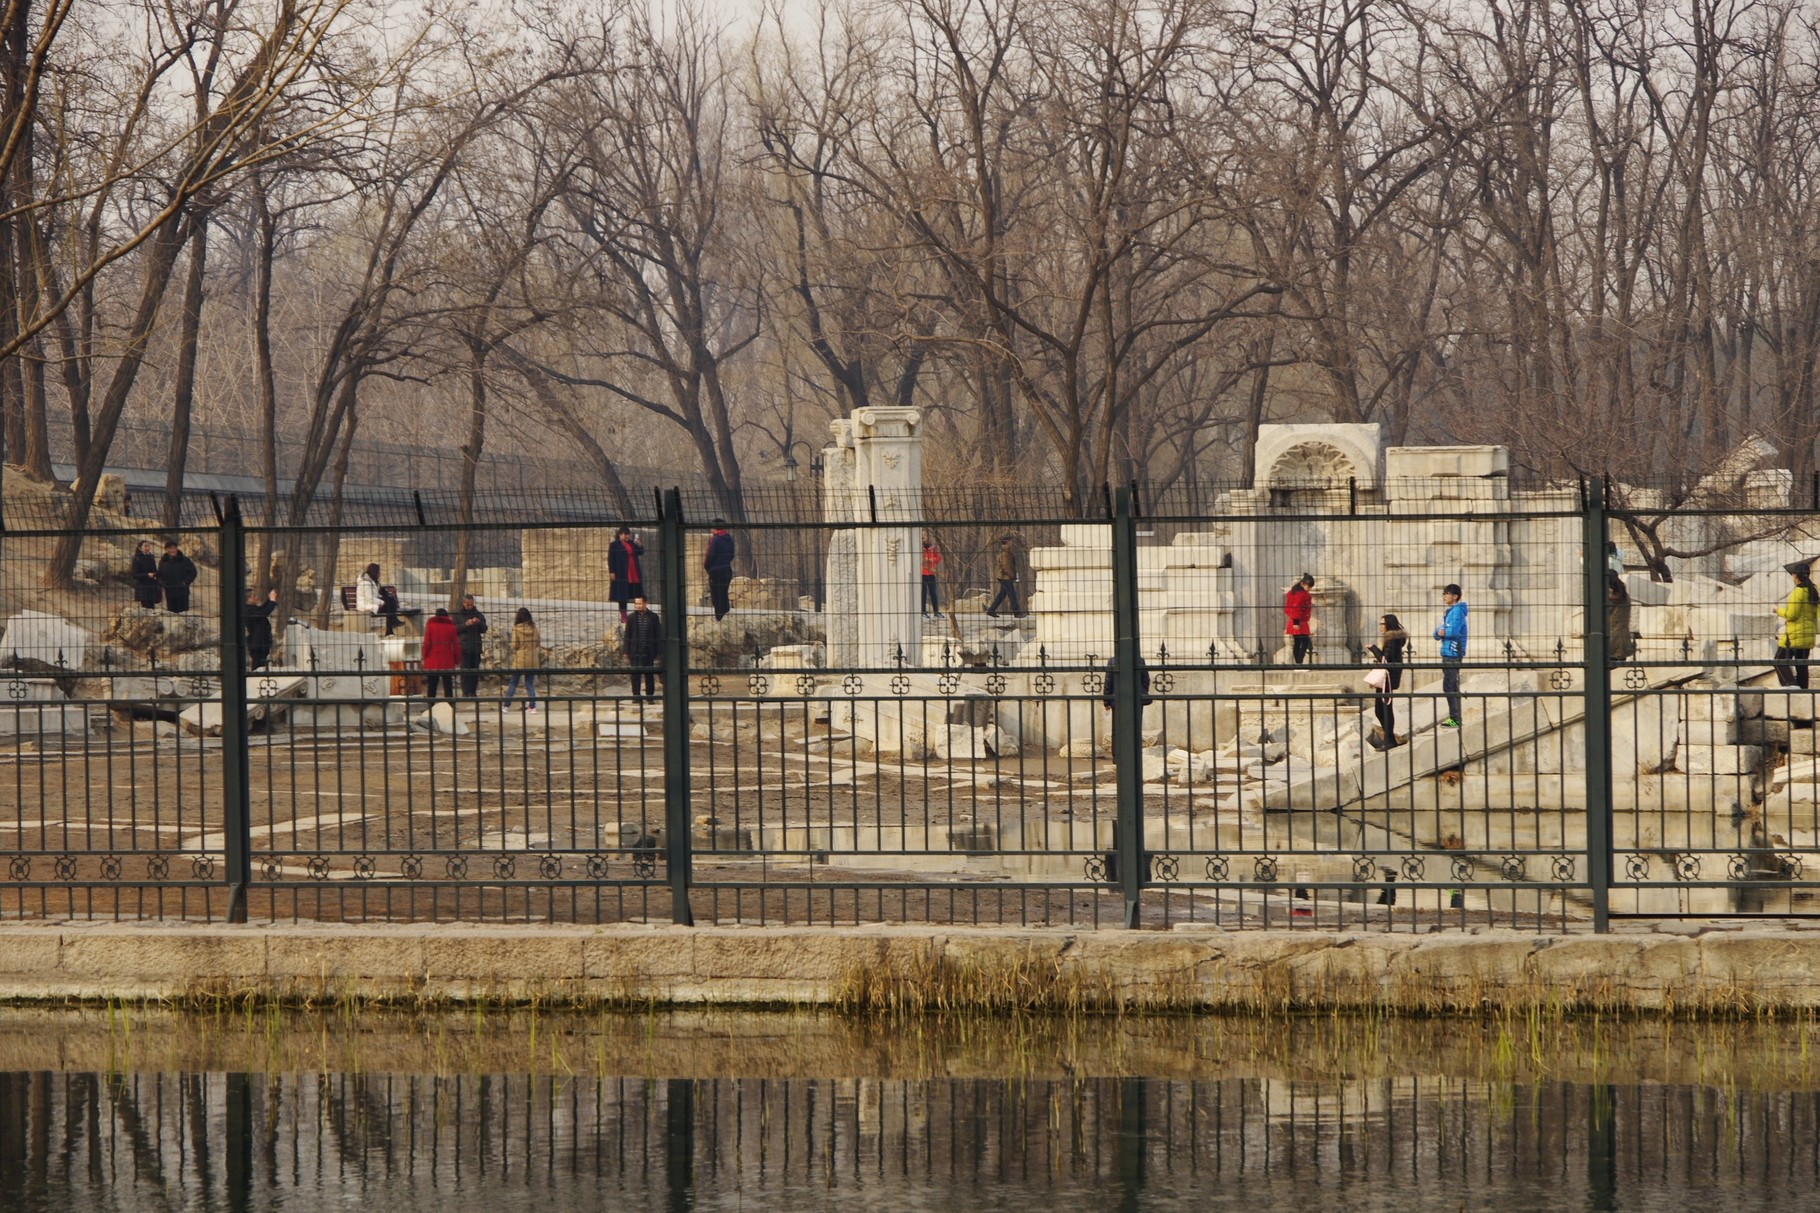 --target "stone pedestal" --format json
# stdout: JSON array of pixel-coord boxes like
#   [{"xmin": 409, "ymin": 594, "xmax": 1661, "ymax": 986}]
[
  {"xmin": 523, "ymin": 528, "xmax": 624, "ymax": 602},
  {"xmin": 2, "ymin": 611, "xmax": 92, "ymax": 670},
  {"xmin": 825, "ymin": 408, "xmax": 924, "ymax": 668}
]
